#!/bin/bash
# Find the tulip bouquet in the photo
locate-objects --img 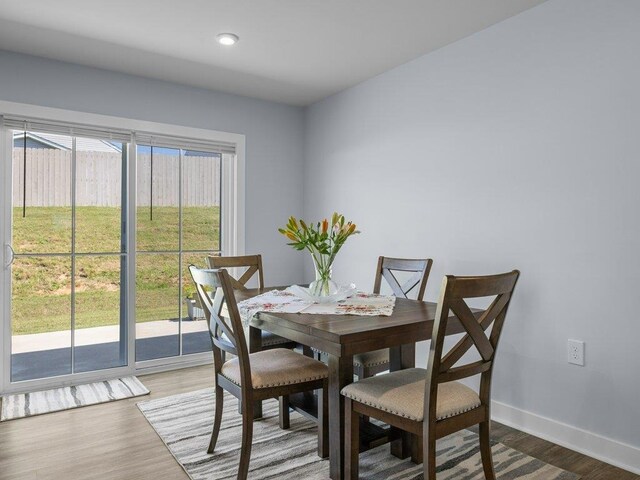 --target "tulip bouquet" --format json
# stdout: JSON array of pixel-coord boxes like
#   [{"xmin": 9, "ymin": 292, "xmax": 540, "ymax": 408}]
[{"xmin": 279, "ymin": 213, "xmax": 360, "ymax": 298}]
